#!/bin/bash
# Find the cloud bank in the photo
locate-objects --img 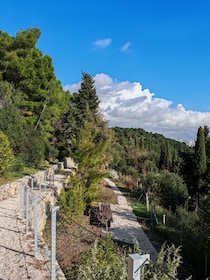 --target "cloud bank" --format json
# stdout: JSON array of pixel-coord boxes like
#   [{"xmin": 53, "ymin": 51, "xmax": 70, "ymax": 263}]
[{"xmin": 64, "ymin": 73, "xmax": 210, "ymax": 143}]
